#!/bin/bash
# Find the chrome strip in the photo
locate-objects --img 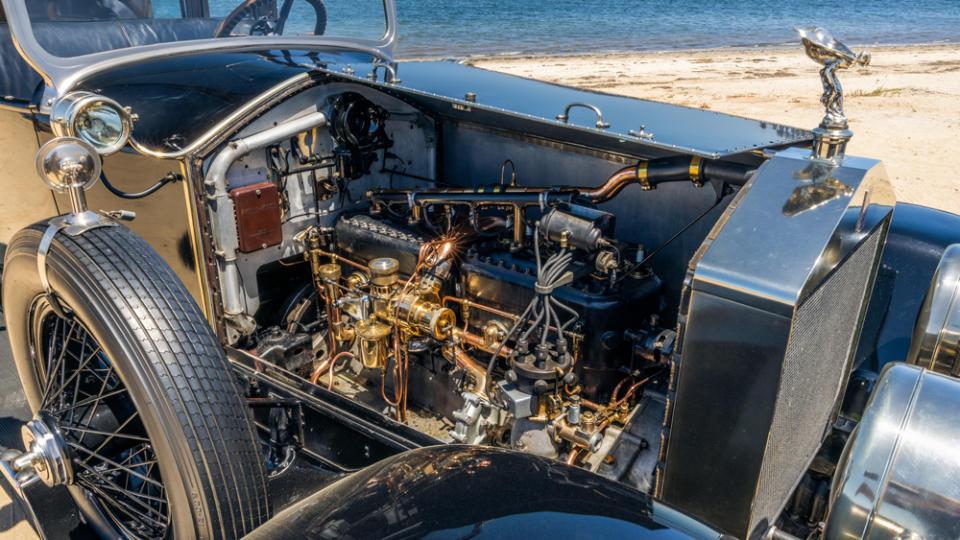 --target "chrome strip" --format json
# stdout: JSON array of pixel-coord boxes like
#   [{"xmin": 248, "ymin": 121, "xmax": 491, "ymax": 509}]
[{"xmin": 0, "ymin": 0, "xmax": 398, "ymax": 97}]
